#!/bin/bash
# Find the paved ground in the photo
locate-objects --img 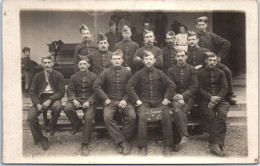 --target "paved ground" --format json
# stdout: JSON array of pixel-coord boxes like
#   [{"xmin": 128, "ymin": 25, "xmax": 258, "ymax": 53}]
[{"xmin": 23, "ymin": 125, "xmax": 247, "ymax": 158}]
